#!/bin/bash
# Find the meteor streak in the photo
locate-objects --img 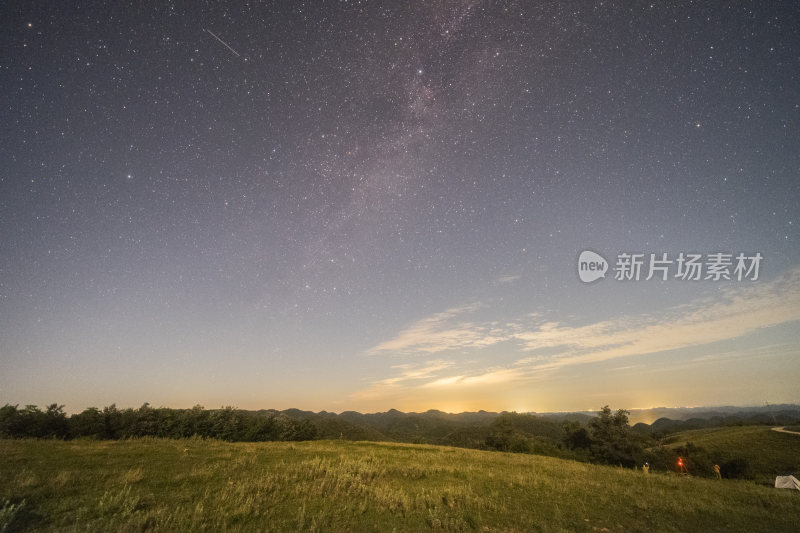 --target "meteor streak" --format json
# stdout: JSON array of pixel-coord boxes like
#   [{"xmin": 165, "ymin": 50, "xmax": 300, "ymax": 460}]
[{"xmin": 204, "ymin": 28, "xmax": 240, "ymax": 57}]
